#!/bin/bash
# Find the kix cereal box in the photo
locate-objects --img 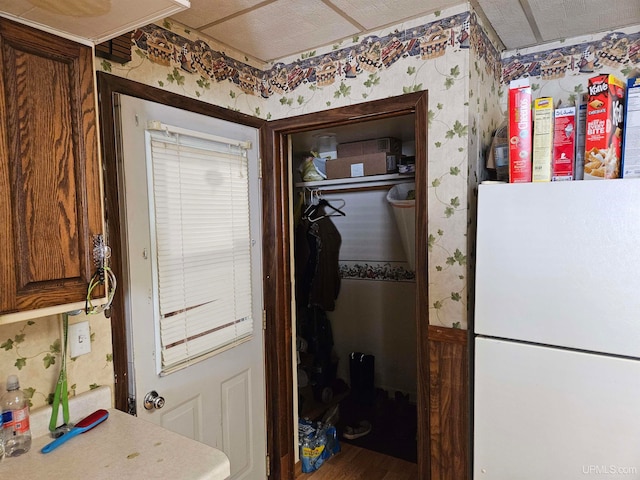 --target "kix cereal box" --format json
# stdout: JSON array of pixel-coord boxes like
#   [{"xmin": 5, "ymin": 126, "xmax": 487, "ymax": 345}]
[
  {"xmin": 552, "ymin": 106, "xmax": 576, "ymax": 181},
  {"xmin": 508, "ymin": 79, "xmax": 532, "ymax": 182},
  {"xmin": 532, "ymin": 97, "xmax": 554, "ymax": 182},
  {"xmin": 584, "ymin": 74, "xmax": 625, "ymax": 179}
]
